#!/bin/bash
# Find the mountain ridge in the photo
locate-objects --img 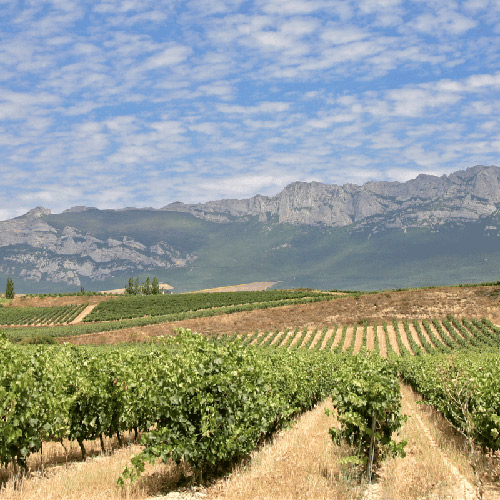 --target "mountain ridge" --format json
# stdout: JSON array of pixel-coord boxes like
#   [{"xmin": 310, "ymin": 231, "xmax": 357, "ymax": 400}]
[
  {"xmin": 21, "ymin": 164, "xmax": 499, "ymax": 228},
  {"xmin": 2, "ymin": 165, "xmax": 500, "ymax": 292},
  {"xmin": 160, "ymin": 165, "xmax": 500, "ymax": 227}
]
